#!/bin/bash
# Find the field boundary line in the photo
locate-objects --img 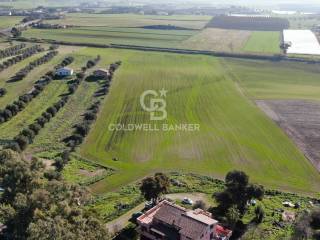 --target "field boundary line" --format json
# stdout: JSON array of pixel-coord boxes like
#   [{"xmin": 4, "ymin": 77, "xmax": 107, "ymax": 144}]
[{"xmin": 14, "ymin": 37, "xmax": 320, "ymax": 64}]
